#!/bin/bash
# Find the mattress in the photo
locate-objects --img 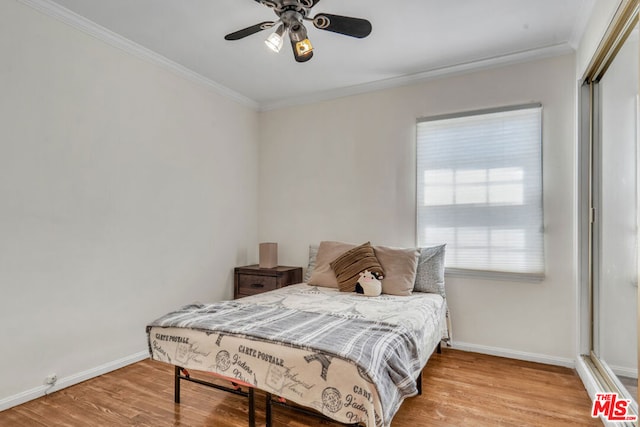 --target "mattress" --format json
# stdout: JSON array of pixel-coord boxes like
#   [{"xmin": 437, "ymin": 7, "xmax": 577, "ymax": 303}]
[{"xmin": 147, "ymin": 284, "xmax": 447, "ymax": 426}]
